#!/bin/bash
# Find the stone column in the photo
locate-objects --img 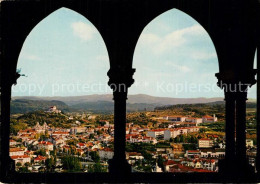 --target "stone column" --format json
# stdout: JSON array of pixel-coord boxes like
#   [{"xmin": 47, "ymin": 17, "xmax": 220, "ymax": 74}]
[
  {"xmin": 235, "ymin": 91, "xmax": 248, "ymax": 167},
  {"xmin": 224, "ymin": 91, "xmax": 236, "ymax": 164},
  {"xmin": 0, "ymin": 72, "xmax": 20, "ymax": 177},
  {"xmin": 107, "ymin": 67, "xmax": 135, "ymax": 174}
]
